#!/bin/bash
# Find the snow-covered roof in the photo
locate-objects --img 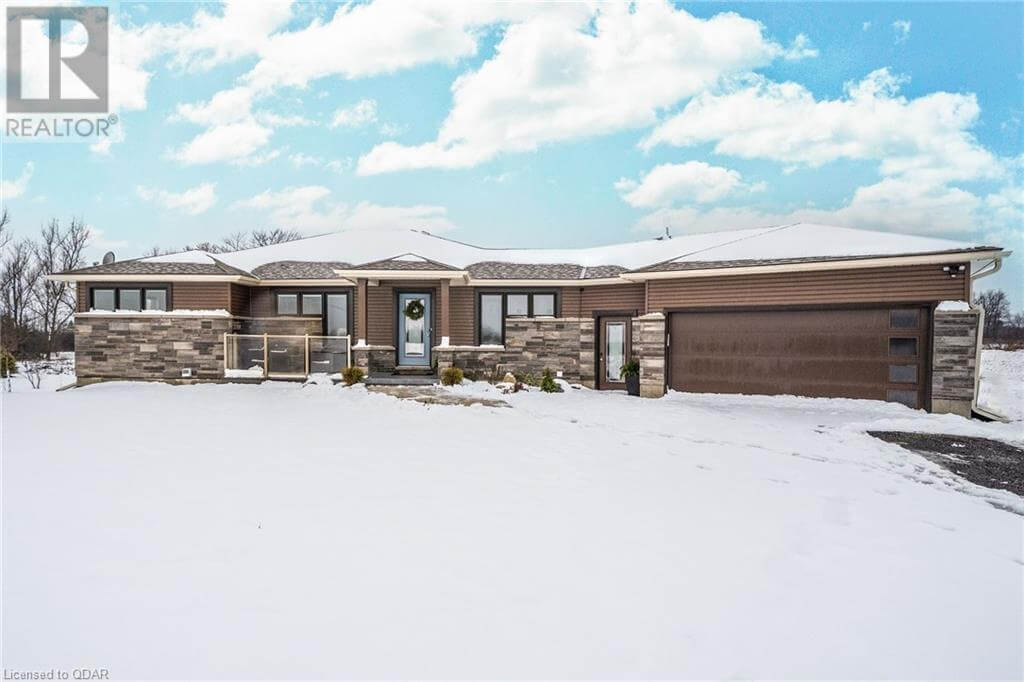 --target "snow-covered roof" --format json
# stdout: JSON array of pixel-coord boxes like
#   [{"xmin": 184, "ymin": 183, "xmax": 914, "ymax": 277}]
[{"xmin": 60, "ymin": 223, "xmax": 1000, "ymax": 280}]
